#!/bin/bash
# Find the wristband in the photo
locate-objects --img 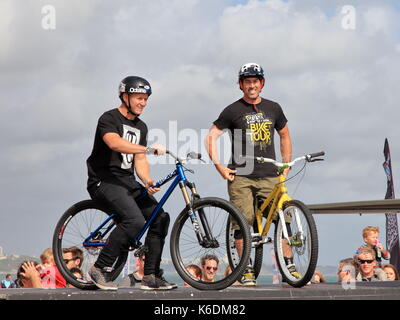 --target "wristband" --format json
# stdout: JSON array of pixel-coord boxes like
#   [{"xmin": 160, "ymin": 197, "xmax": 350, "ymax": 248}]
[{"xmin": 145, "ymin": 147, "xmax": 156, "ymax": 155}]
